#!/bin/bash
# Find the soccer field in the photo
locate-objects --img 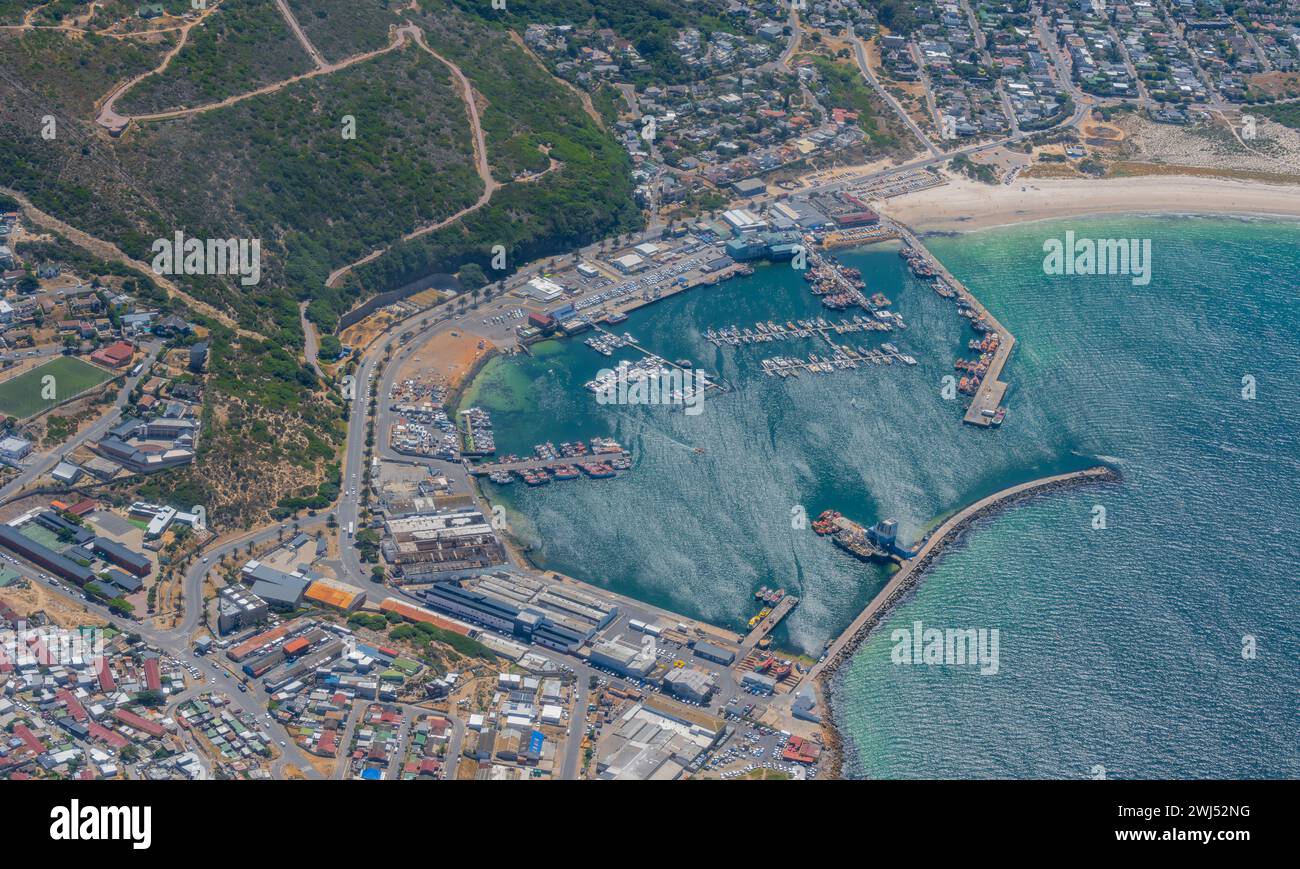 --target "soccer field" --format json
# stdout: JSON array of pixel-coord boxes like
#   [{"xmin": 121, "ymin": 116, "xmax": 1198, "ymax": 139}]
[{"xmin": 0, "ymin": 357, "xmax": 116, "ymax": 419}]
